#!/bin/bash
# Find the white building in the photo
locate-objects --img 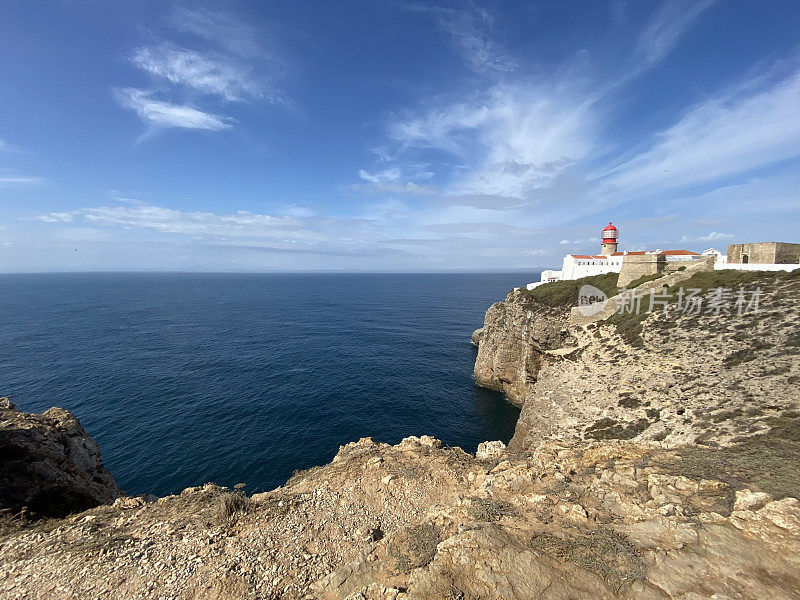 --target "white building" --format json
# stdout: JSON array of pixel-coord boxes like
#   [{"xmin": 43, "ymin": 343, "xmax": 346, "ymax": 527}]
[{"xmin": 527, "ymin": 222, "xmax": 705, "ymax": 289}]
